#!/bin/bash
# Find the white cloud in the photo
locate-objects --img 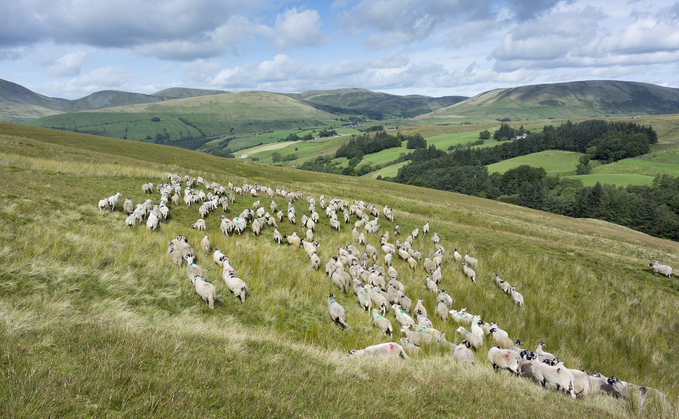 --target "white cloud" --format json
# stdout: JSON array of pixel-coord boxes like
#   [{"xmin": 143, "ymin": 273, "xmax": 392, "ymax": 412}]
[
  {"xmin": 44, "ymin": 66, "xmax": 135, "ymax": 96},
  {"xmin": 272, "ymin": 8, "xmax": 327, "ymax": 49},
  {"xmin": 47, "ymin": 51, "xmax": 87, "ymax": 77}
]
